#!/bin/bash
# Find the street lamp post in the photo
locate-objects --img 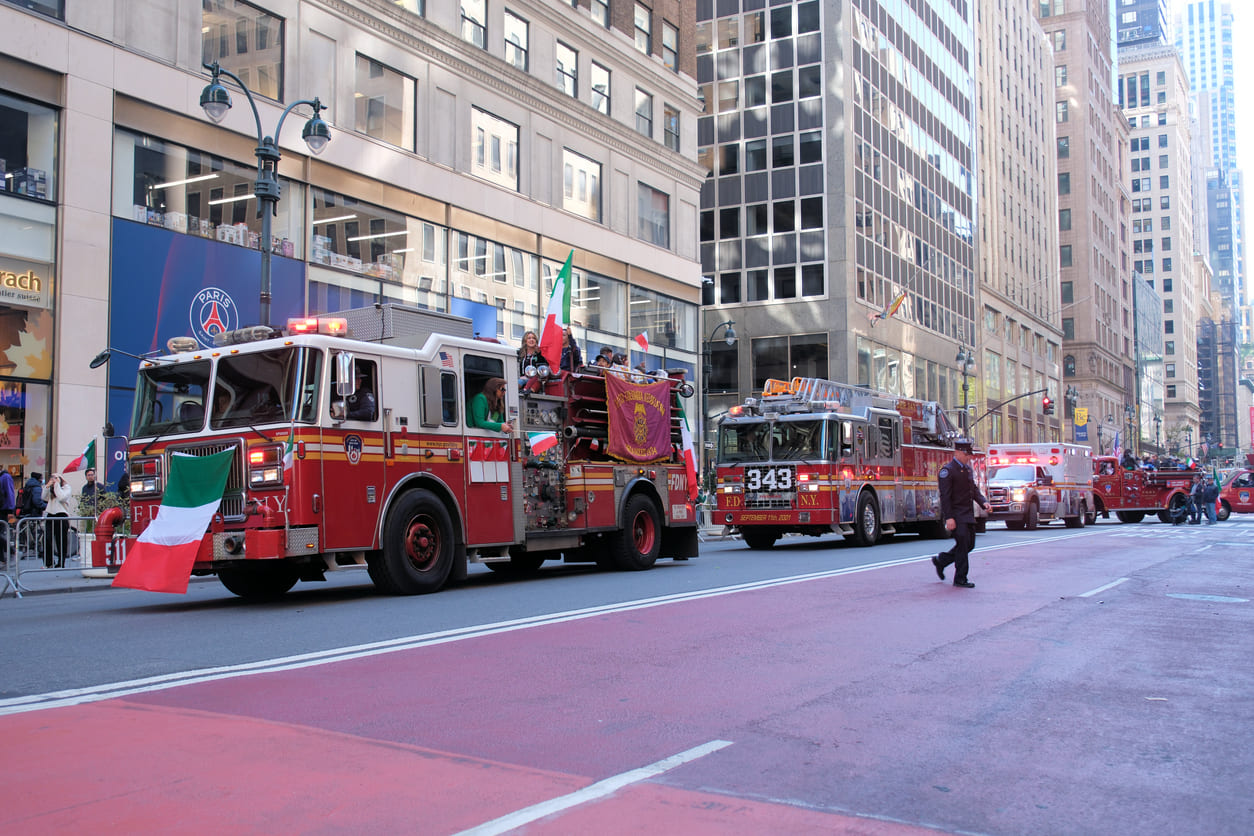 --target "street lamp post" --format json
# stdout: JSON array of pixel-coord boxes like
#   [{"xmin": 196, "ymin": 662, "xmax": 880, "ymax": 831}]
[
  {"xmin": 1185, "ymin": 427, "xmax": 1193, "ymax": 457},
  {"xmin": 701, "ymin": 320, "xmax": 737, "ymax": 481},
  {"xmin": 1124, "ymin": 404, "xmax": 1135, "ymax": 455},
  {"xmin": 1153, "ymin": 413, "xmax": 1161, "ymax": 453},
  {"xmin": 199, "ymin": 62, "xmax": 331, "ymax": 328},
  {"xmin": 955, "ymin": 346, "xmax": 976, "ymax": 435},
  {"xmin": 1064, "ymin": 386, "xmax": 1079, "ymax": 442}
]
